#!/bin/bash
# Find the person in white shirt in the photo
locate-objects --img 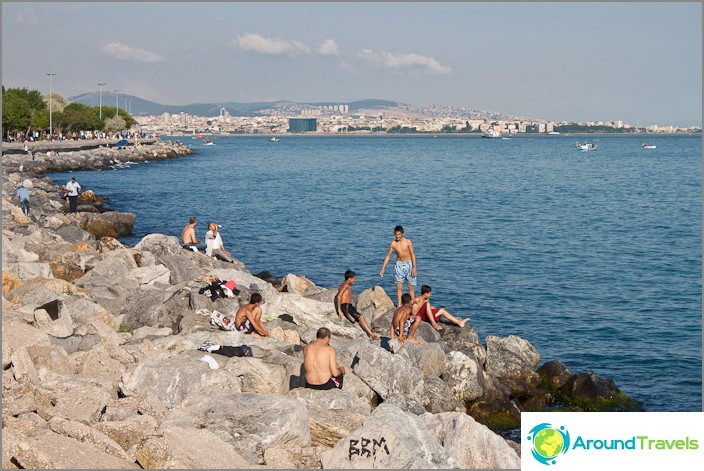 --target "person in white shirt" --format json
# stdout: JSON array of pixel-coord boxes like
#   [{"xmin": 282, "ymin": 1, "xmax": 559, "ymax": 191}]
[
  {"xmin": 205, "ymin": 222, "xmax": 235, "ymax": 263},
  {"xmin": 64, "ymin": 177, "xmax": 81, "ymax": 213}
]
